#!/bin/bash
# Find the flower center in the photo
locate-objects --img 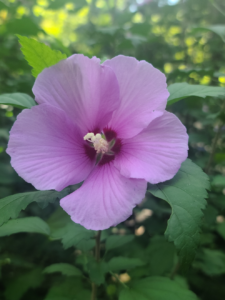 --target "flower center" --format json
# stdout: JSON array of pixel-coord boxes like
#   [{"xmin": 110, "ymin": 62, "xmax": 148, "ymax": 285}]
[
  {"xmin": 83, "ymin": 132, "xmax": 109, "ymax": 154},
  {"xmin": 84, "ymin": 129, "xmax": 122, "ymax": 166}
]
